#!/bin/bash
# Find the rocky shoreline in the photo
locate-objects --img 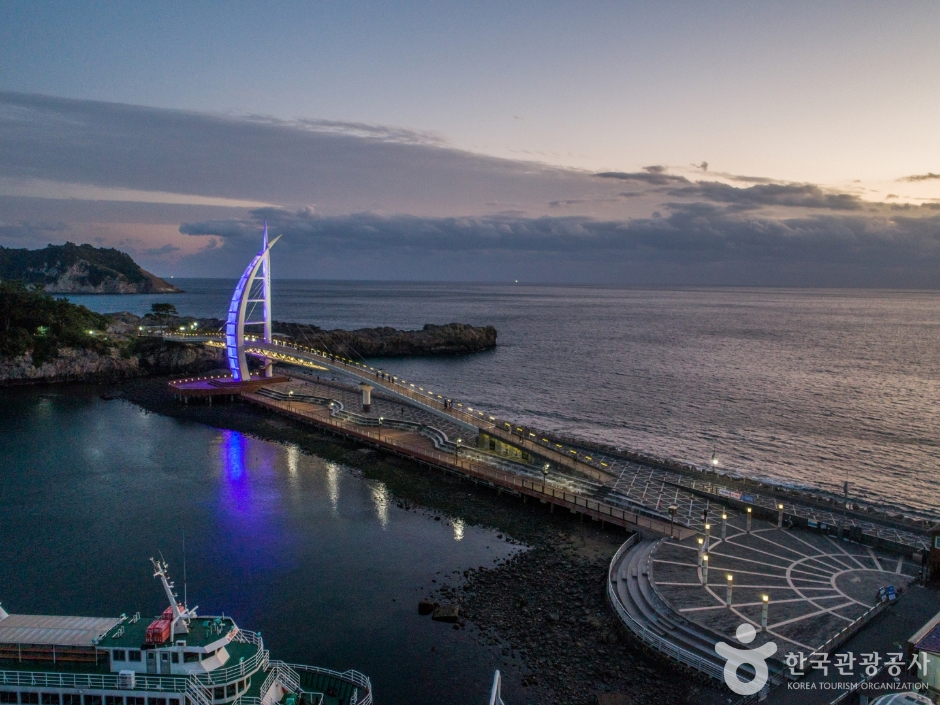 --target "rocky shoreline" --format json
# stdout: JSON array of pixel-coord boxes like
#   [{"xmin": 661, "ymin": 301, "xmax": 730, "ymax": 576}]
[
  {"xmin": 115, "ymin": 375, "xmax": 726, "ymax": 705},
  {"xmin": 1, "ymin": 312, "xmax": 496, "ymax": 384}
]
